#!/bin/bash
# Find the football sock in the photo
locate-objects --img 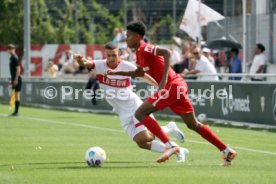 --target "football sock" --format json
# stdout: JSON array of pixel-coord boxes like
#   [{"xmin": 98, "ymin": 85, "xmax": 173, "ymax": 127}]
[
  {"xmin": 198, "ymin": 125, "xmax": 227, "ymax": 151},
  {"xmin": 140, "ymin": 116, "xmax": 170, "ymax": 144},
  {"xmin": 15, "ymin": 101, "xmax": 20, "ymax": 114},
  {"xmin": 150, "ymin": 140, "xmax": 165, "ymax": 153}
]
